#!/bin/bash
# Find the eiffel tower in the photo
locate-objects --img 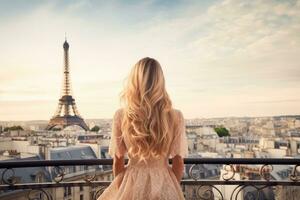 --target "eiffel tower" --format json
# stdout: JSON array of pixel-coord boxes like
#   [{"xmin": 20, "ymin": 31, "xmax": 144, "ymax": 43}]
[{"xmin": 46, "ymin": 39, "xmax": 89, "ymax": 131}]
